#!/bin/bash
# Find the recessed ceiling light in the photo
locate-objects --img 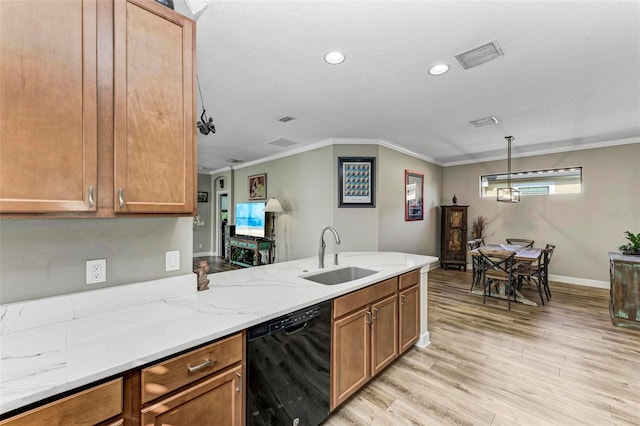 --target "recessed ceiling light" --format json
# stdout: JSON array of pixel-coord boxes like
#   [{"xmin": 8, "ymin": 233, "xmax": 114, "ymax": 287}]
[
  {"xmin": 428, "ymin": 64, "xmax": 450, "ymax": 76},
  {"xmin": 324, "ymin": 51, "xmax": 345, "ymax": 65}
]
